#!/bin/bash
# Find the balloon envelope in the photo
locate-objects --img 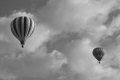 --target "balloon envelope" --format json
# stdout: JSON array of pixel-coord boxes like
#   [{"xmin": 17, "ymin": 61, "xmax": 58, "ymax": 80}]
[
  {"xmin": 92, "ymin": 47, "xmax": 104, "ymax": 64},
  {"xmin": 10, "ymin": 16, "xmax": 35, "ymax": 48}
]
